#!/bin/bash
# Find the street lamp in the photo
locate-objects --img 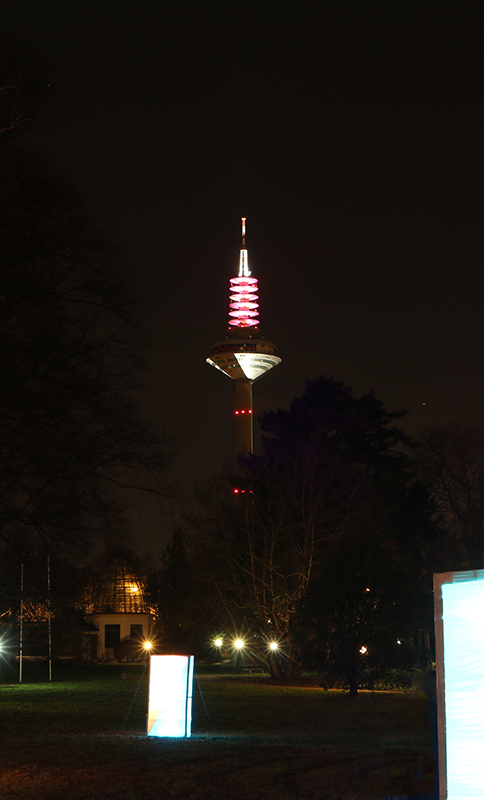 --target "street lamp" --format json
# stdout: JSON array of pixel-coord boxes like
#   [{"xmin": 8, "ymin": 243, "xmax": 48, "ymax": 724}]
[
  {"xmin": 212, "ymin": 636, "xmax": 224, "ymax": 667},
  {"xmin": 233, "ymin": 638, "xmax": 245, "ymax": 673}
]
